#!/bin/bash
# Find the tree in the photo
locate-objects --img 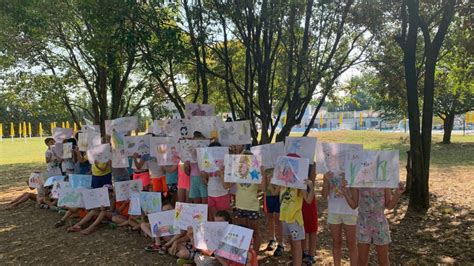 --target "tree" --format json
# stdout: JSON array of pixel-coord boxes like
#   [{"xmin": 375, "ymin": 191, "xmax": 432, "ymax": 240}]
[
  {"xmin": 0, "ymin": 1, "xmax": 155, "ymax": 133},
  {"xmin": 396, "ymin": 0, "xmax": 456, "ymax": 212}
]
